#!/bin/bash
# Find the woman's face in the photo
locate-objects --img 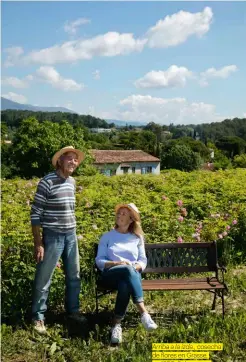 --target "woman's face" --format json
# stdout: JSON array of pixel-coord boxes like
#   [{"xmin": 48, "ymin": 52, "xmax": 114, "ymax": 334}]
[{"xmin": 116, "ymin": 207, "xmax": 133, "ymax": 228}]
